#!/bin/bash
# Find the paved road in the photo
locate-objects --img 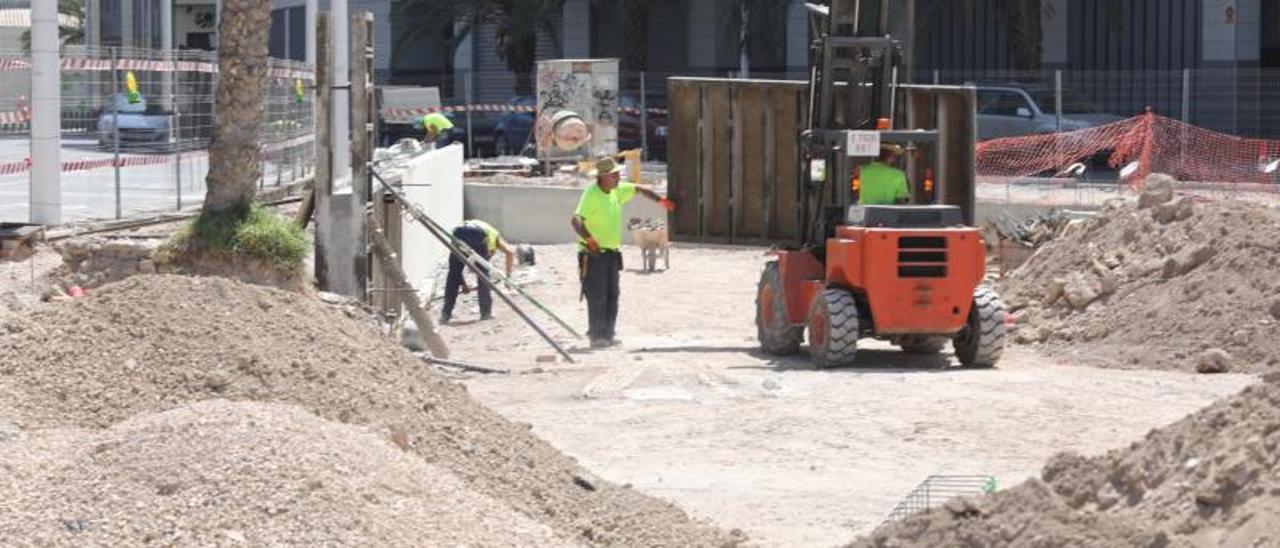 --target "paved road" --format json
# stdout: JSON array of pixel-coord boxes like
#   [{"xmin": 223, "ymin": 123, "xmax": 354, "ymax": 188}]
[{"xmin": 0, "ymin": 137, "xmax": 308, "ymax": 223}]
